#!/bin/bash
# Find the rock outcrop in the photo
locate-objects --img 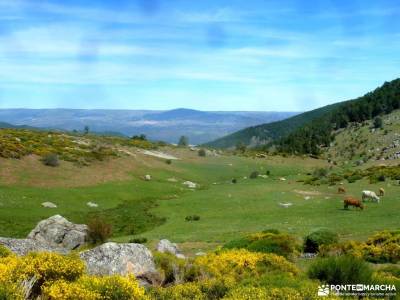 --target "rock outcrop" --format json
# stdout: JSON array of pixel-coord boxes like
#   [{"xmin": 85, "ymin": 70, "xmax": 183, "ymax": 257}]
[
  {"xmin": 80, "ymin": 242, "xmax": 157, "ymax": 279},
  {"xmin": 0, "ymin": 237, "xmax": 67, "ymax": 256},
  {"xmin": 27, "ymin": 215, "xmax": 88, "ymax": 250}
]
